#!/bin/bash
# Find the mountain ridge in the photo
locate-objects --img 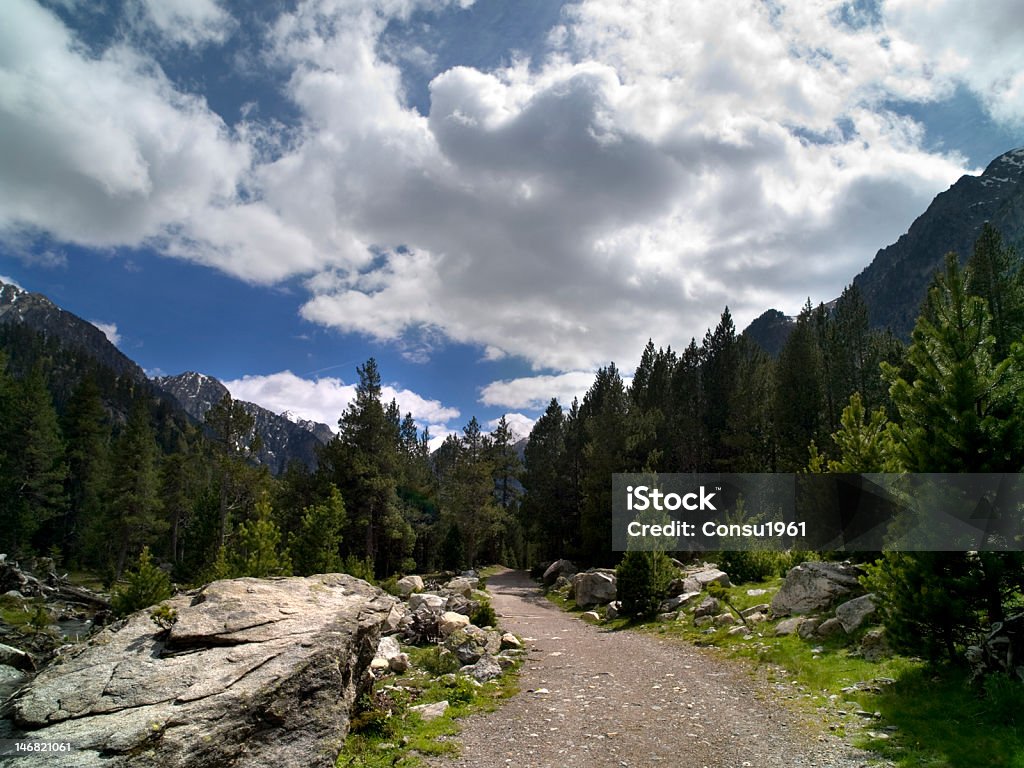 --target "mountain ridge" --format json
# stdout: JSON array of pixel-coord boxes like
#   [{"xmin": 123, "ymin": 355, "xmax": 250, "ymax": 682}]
[{"xmin": 0, "ymin": 279, "xmax": 332, "ymax": 473}]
